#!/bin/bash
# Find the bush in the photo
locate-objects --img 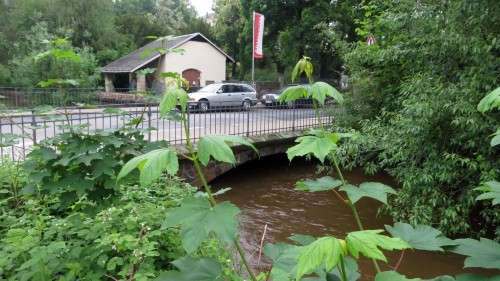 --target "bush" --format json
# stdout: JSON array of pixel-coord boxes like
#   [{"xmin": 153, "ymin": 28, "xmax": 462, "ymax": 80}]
[
  {"xmin": 7, "ymin": 26, "xmax": 100, "ymax": 87},
  {"xmin": 0, "ymin": 158, "xmax": 26, "ymax": 209},
  {"xmin": 0, "ymin": 127, "xmax": 244, "ymax": 280},
  {"xmin": 22, "ymin": 128, "xmax": 166, "ymax": 213},
  {"xmin": 338, "ymin": 0, "xmax": 500, "ymax": 238},
  {"xmin": 0, "ymin": 176, "xmax": 195, "ymax": 280}
]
